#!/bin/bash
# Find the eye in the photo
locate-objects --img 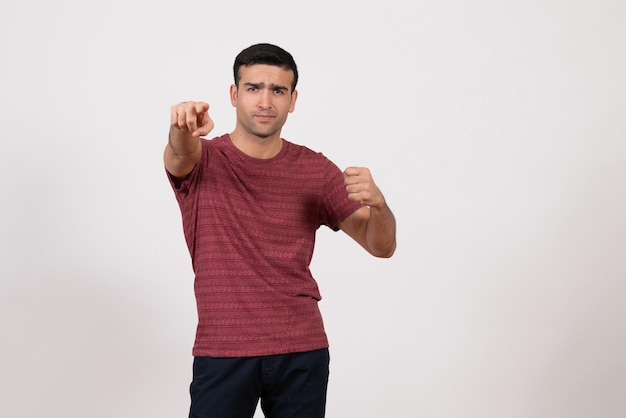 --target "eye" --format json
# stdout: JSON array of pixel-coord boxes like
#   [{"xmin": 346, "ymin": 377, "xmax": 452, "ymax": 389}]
[
  {"xmin": 248, "ymin": 86, "xmax": 258, "ymax": 92},
  {"xmin": 274, "ymin": 88, "xmax": 284, "ymax": 95}
]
